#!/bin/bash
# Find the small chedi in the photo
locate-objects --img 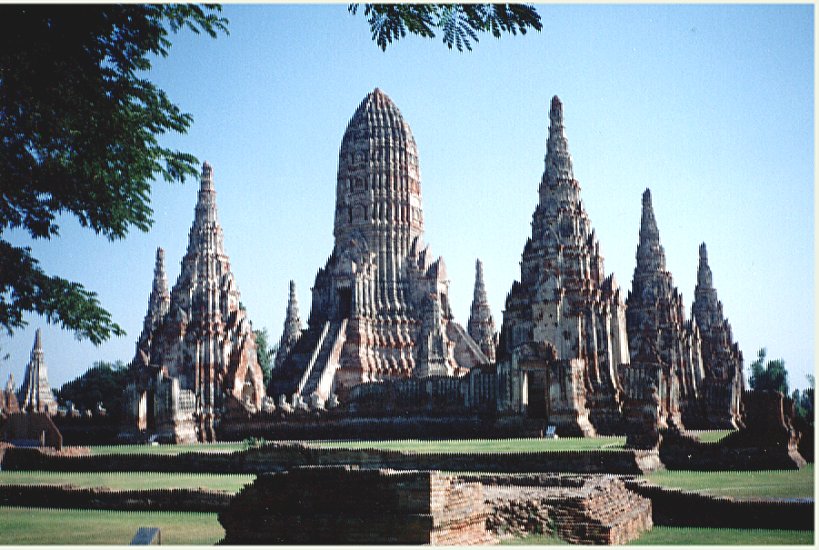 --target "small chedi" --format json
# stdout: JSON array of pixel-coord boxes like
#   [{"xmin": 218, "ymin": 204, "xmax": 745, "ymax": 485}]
[
  {"xmin": 468, "ymin": 259, "xmax": 499, "ymax": 364},
  {"xmin": 120, "ymin": 162, "xmax": 266, "ymax": 443},
  {"xmin": 17, "ymin": 329, "xmax": 58, "ymax": 415},
  {"xmin": 495, "ymin": 96, "xmax": 630, "ymax": 436},
  {"xmin": 623, "ymin": 190, "xmax": 705, "ymax": 430},
  {"xmin": 691, "ymin": 243, "xmax": 744, "ymax": 428},
  {"xmin": 268, "ymin": 88, "xmax": 488, "ymax": 405}
]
